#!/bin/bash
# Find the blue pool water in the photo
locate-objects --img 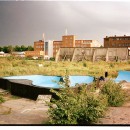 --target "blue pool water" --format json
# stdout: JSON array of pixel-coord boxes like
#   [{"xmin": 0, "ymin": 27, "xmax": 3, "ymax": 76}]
[
  {"xmin": 115, "ymin": 70, "xmax": 130, "ymax": 83},
  {"xmin": 3, "ymin": 75, "xmax": 94, "ymax": 88},
  {"xmin": 69, "ymin": 76, "xmax": 94, "ymax": 86}
]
